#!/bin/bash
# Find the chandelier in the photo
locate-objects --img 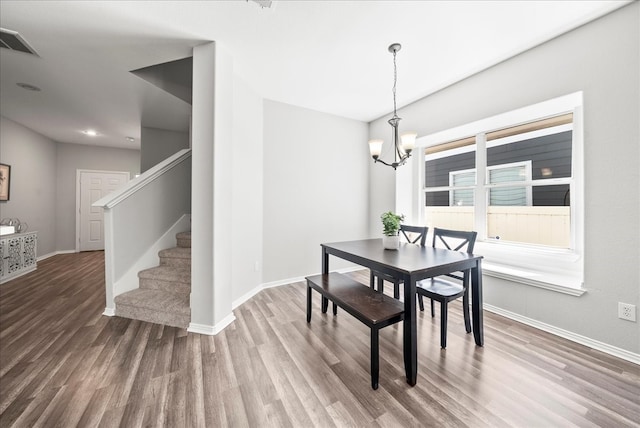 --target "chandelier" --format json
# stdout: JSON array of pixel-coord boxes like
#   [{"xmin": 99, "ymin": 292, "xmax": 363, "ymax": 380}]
[{"xmin": 368, "ymin": 43, "xmax": 417, "ymax": 170}]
